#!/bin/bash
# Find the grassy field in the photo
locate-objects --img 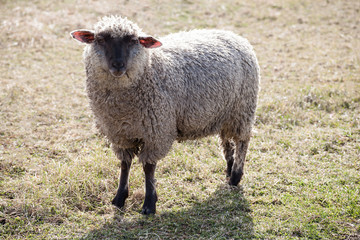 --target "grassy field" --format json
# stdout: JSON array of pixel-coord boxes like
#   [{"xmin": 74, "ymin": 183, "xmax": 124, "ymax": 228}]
[{"xmin": 0, "ymin": 0, "xmax": 359, "ymax": 239}]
